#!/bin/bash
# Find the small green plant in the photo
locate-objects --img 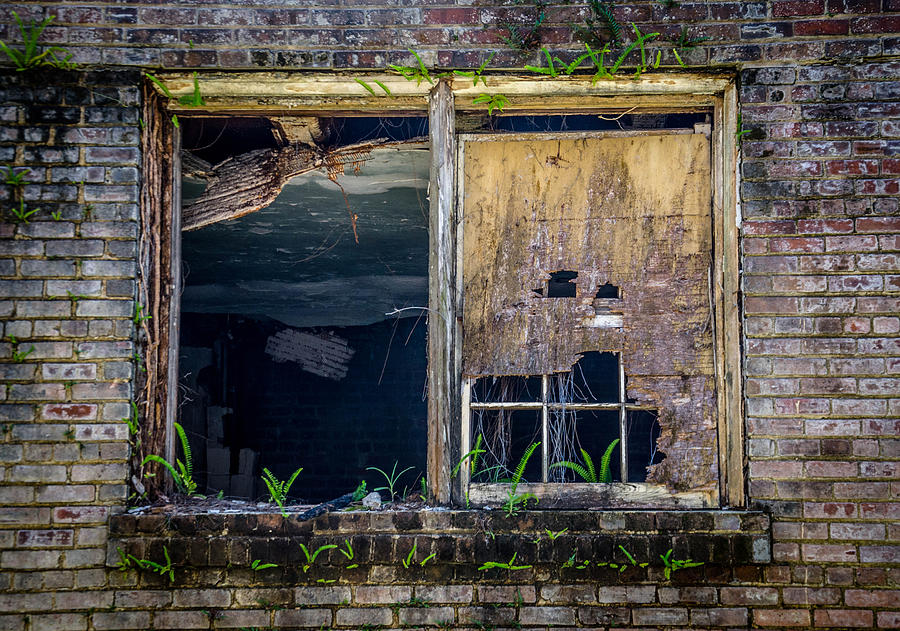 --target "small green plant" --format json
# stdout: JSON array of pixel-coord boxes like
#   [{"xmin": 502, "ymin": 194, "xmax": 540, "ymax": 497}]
[
  {"xmin": 524, "ymin": 46, "xmax": 554, "ymax": 76},
  {"xmin": 389, "ymin": 49, "xmax": 433, "ymax": 85},
  {"xmin": 499, "ymin": 1, "xmax": 546, "ymax": 52},
  {"xmin": 2, "ymin": 166, "xmax": 29, "ymax": 187},
  {"xmin": 597, "ymin": 544, "xmax": 649, "ymax": 573},
  {"xmin": 502, "ymin": 442, "xmax": 540, "ymax": 517},
  {"xmin": 262, "ymin": 466, "xmax": 303, "ymax": 517},
  {"xmin": 550, "ymin": 439, "xmax": 619, "ymax": 483},
  {"xmin": 659, "ymin": 548, "xmax": 704, "ymax": 580},
  {"xmin": 8, "ymin": 336, "xmax": 35, "ymax": 363},
  {"xmin": 562, "ymin": 552, "xmax": 591, "ymax": 570},
  {"xmin": 141, "ymin": 421, "xmax": 198, "ymax": 496},
  {"xmin": 0, "ymin": 12, "xmax": 77, "ymax": 71},
  {"xmin": 133, "ymin": 303, "xmax": 152, "ymax": 325},
  {"xmin": 531, "ymin": 527, "xmax": 568, "ymax": 543},
  {"xmin": 736, "ymin": 112, "xmax": 751, "ymax": 145},
  {"xmin": 179, "ymin": 72, "xmax": 205, "ymax": 107},
  {"xmin": 452, "ymin": 434, "xmax": 485, "ymax": 478},
  {"xmin": 143, "ymin": 73, "xmax": 185, "ymax": 127},
  {"xmin": 250, "ymin": 559, "xmax": 278, "ymax": 571},
  {"xmin": 339, "ymin": 539, "xmax": 358, "ymax": 569},
  {"xmin": 352, "ymin": 480, "xmax": 368, "ymax": 501},
  {"xmin": 9, "ymin": 200, "xmax": 39, "ymax": 223},
  {"xmin": 122, "ymin": 401, "xmax": 139, "ymax": 436},
  {"xmin": 299, "ymin": 542, "xmax": 337, "ymax": 573},
  {"xmin": 572, "ymin": 0, "xmax": 622, "ymax": 49},
  {"xmin": 354, "ymin": 78, "xmax": 392, "ymax": 96},
  {"xmin": 477, "ymin": 552, "xmax": 532, "ymax": 572},
  {"xmin": 66, "ymin": 290, "xmax": 86, "ymax": 303},
  {"xmin": 50, "ymin": 210, "xmax": 62, "ymax": 221},
  {"xmin": 454, "ymin": 52, "xmax": 495, "ymax": 86},
  {"xmin": 612, "ymin": 23, "xmax": 660, "ymax": 80},
  {"xmin": 401, "ymin": 542, "xmax": 436, "ymax": 569},
  {"xmin": 115, "ymin": 545, "xmax": 175, "ymax": 582},
  {"xmin": 672, "ymin": 25, "xmax": 709, "ymax": 67},
  {"xmin": 473, "ymin": 93, "xmax": 509, "ymax": 115},
  {"xmin": 367, "ymin": 461, "xmax": 413, "ymax": 503},
  {"xmin": 317, "ymin": 578, "xmax": 336, "ymax": 584}
]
